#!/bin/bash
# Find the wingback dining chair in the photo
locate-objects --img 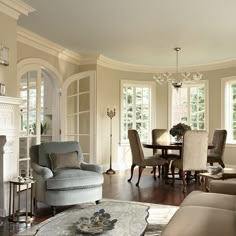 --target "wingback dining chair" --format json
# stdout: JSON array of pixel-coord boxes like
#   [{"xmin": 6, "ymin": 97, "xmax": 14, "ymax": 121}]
[
  {"xmin": 171, "ymin": 130, "xmax": 208, "ymax": 193},
  {"xmin": 152, "ymin": 129, "xmax": 180, "ymax": 177},
  {"xmin": 207, "ymin": 129, "xmax": 227, "ymax": 168},
  {"xmin": 128, "ymin": 129, "xmax": 167, "ymax": 186}
]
